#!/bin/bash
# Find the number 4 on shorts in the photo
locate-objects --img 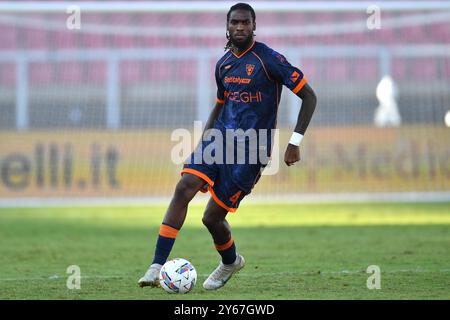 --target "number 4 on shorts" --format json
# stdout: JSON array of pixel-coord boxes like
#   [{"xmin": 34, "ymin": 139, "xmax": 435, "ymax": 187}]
[{"xmin": 229, "ymin": 191, "xmax": 242, "ymax": 206}]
